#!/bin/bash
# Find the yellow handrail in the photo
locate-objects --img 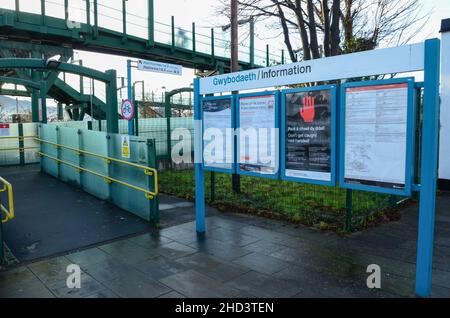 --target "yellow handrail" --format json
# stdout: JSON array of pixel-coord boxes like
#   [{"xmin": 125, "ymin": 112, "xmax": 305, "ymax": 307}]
[
  {"xmin": 38, "ymin": 152, "xmax": 158, "ymax": 199},
  {"xmin": 0, "ymin": 177, "xmax": 14, "ymax": 224},
  {"xmin": 0, "ymin": 136, "xmax": 37, "ymax": 140},
  {"xmin": 0, "ymin": 147, "xmax": 40, "ymax": 152},
  {"xmin": 35, "ymin": 138, "xmax": 157, "ymax": 177}
]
